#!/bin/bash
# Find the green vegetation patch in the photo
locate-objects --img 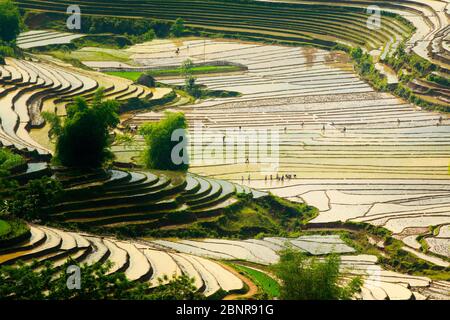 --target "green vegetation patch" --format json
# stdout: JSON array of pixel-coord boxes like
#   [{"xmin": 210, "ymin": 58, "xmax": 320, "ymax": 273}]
[
  {"xmin": 42, "ymin": 89, "xmax": 120, "ymax": 168},
  {"xmin": 0, "ymin": 220, "xmax": 11, "ymax": 237},
  {"xmin": 232, "ymin": 264, "xmax": 279, "ymax": 298},
  {"xmin": 52, "ymin": 47, "xmax": 133, "ymax": 63},
  {"xmin": 107, "ymin": 65, "xmax": 244, "ymax": 80},
  {"xmin": 0, "ymin": 149, "xmax": 25, "ymax": 175},
  {"xmin": 0, "ymin": 218, "xmax": 28, "ymax": 241},
  {"xmin": 106, "ymin": 71, "xmax": 143, "ymax": 81},
  {"xmin": 271, "ymin": 249, "xmax": 362, "ymax": 300},
  {"xmin": 135, "ymin": 194, "xmax": 318, "ymax": 239},
  {"xmin": 427, "ymin": 73, "xmax": 450, "ymax": 87},
  {"xmin": 118, "ymin": 91, "xmax": 177, "ymax": 113}
]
